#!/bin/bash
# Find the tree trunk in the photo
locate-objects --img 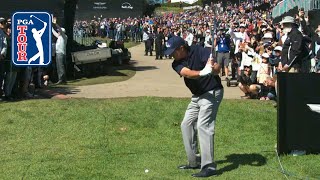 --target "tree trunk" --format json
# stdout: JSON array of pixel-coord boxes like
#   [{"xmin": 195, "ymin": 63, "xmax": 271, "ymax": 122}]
[{"xmin": 63, "ymin": 0, "xmax": 78, "ymax": 78}]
